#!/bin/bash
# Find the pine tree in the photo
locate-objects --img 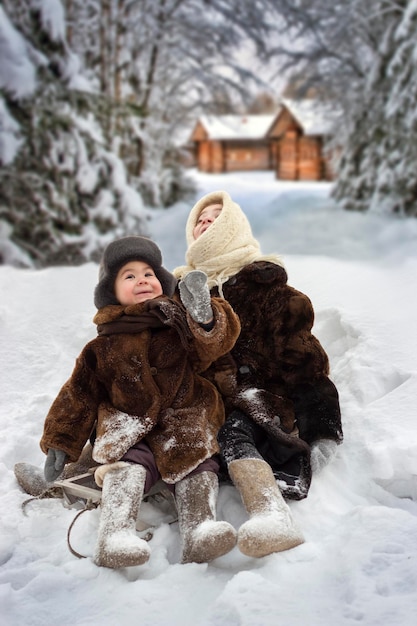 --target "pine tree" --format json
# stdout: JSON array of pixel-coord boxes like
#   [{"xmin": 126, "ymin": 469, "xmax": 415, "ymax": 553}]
[
  {"xmin": 334, "ymin": 0, "xmax": 417, "ymax": 216},
  {"xmin": 0, "ymin": 0, "xmax": 147, "ymax": 267}
]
